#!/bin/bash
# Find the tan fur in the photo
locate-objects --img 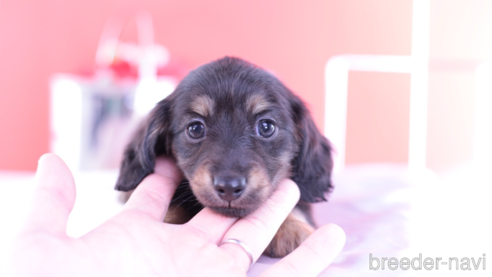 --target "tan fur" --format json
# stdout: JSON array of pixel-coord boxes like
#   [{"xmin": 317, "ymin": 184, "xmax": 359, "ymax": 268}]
[
  {"xmin": 188, "ymin": 163, "xmax": 214, "ymax": 204},
  {"xmin": 118, "ymin": 190, "xmax": 134, "ymax": 203},
  {"xmin": 190, "ymin": 95, "xmax": 215, "ymax": 117},
  {"xmin": 164, "ymin": 204, "xmax": 193, "ymax": 224},
  {"xmin": 270, "ymin": 152, "xmax": 293, "ymax": 188},
  {"xmin": 189, "ymin": 164, "xmax": 212, "ymax": 189},
  {"xmin": 246, "ymin": 165, "xmax": 271, "ymax": 199},
  {"xmin": 246, "ymin": 94, "xmax": 271, "ymax": 115},
  {"xmin": 264, "ymin": 208, "xmax": 315, "ymax": 258}
]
